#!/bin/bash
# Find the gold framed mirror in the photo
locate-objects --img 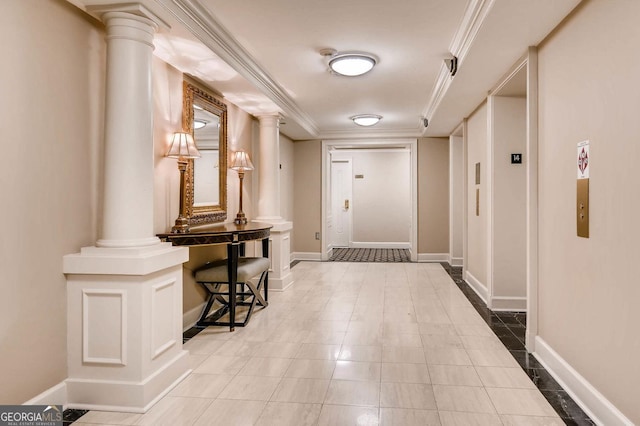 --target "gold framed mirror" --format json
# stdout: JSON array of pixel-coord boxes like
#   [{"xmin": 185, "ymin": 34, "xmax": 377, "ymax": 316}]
[{"xmin": 182, "ymin": 78, "xmax": 227, "ymax": 225}]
